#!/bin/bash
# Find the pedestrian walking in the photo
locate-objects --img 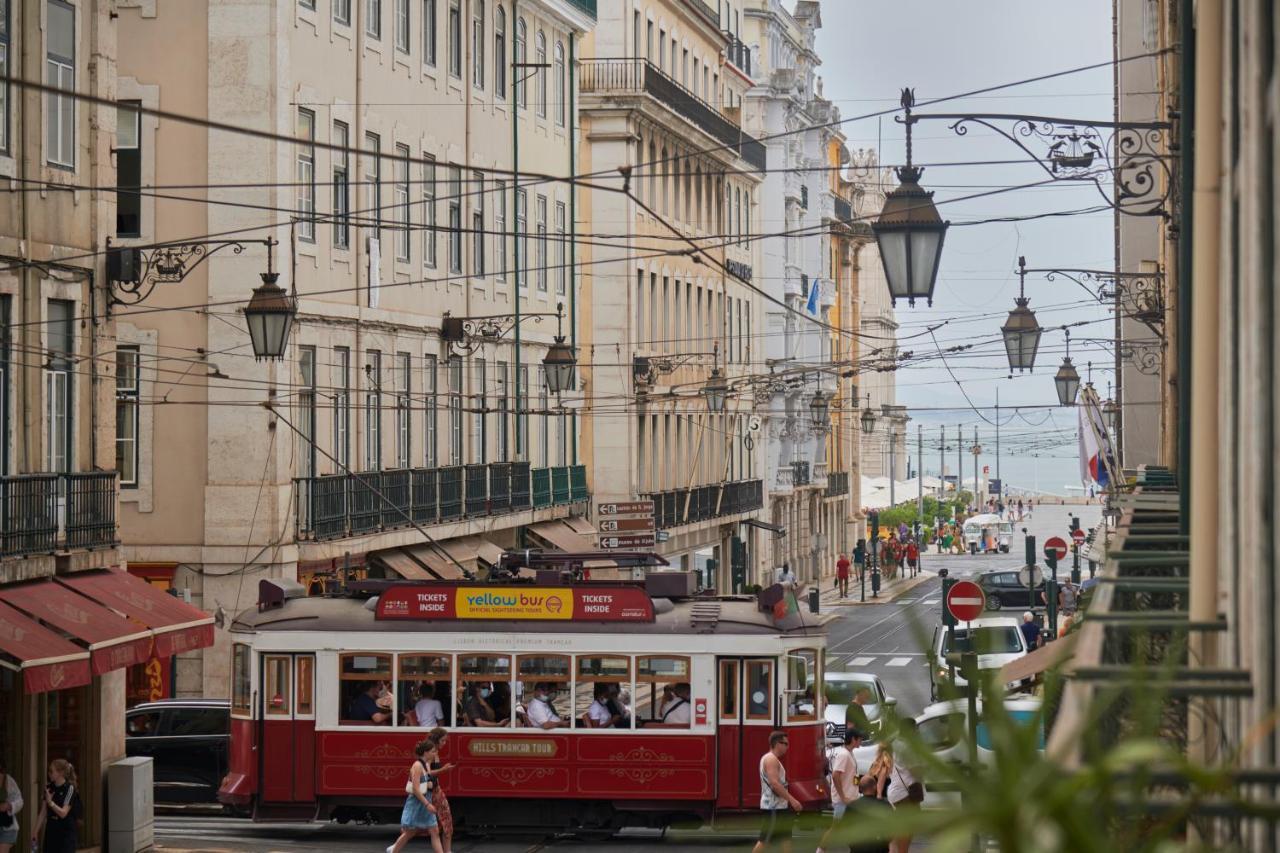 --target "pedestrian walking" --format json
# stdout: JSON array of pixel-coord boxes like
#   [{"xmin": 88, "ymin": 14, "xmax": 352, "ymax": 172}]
[
  {"xmin": 1020, "ymin": 611, "xmax": 1041, "ymax": 651},
  {"xmin": 34, "ymin": 759, "xmax": 79, "ymax": 853},
  {"xmin": 426, "ymin": 728, "xmax": 456, "ymax": 853},
  {"xmin": 846, "ymin": 774, "xmax": 894, "ymax": 853},
  {"xmin": 387, "ymin": 739, "xmax": 445, "ymax": 853},
  {"xmin": 1059, "ymin": 580, "xmax": 1079, "ymax": 617},
  {"xmin": 905, "ymin": 541, "xmax": 919, "ymax": 576},
  {"xmin": 815, "ymin": 728, "xmax": 864, "ymax": 853},
  {"xmin": 885, "ymin": 720, "xmax": 925, "ymax": 853},
  {"xmin": 0, "ymin": 760, "xmax": 22, "ymax": 853},
  {"xmin": 853, "ymin": 541, "xmax": 865, "ymax": 584},
  {"xmin": 751, "ymin": 731, "xmax": 802, "ymax": 853},
  {"xmin": 836, "ymin": 554, "xmax": 851, "ymax": 599}
]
